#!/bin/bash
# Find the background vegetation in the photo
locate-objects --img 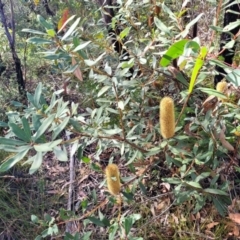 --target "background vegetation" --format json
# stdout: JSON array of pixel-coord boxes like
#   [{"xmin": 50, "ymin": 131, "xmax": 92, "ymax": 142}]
[{"xmin": 0, "ymin": 0, "xmax": 239, "ymax": 239}]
